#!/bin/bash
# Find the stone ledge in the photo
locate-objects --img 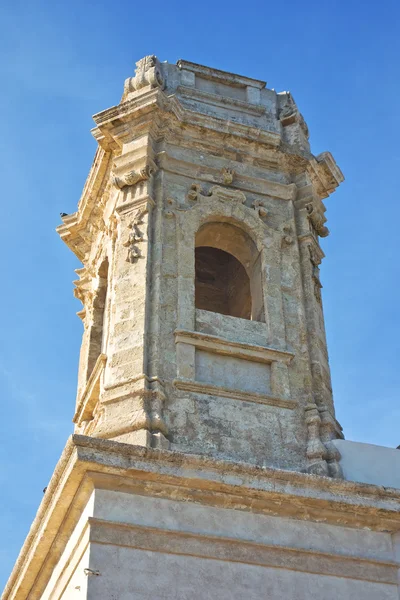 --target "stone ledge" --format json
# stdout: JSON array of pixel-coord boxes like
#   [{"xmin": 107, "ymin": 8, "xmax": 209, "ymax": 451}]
[
  {"xmin": 173, "ymin": 378, "xmax": 296, "ymax": 410},
  {"xmin": 174, "ymin": 329, "xmax": 294, "ymax": 365},
  {"xmin": 4, "ymin": 435, "xmax": 400, "ymax": 600}
]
